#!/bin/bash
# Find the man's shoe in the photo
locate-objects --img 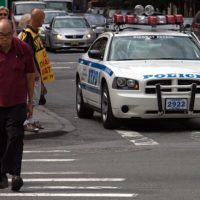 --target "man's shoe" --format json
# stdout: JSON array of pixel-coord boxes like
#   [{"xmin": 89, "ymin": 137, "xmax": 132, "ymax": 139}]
[
  {"xmin": 11, "ymin": 176, "xmax": 23, "ymax": 191},
  {"xmin": 33, "ymin": 120, "xmax": 44, "ymax": 129},
  {"xmin": 0, "ymin": 173, "xmax": 8, "ymax": 189},
  {"xmin": 24, "ymin": 123, "xmax": 39, "ymax": 133}
]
